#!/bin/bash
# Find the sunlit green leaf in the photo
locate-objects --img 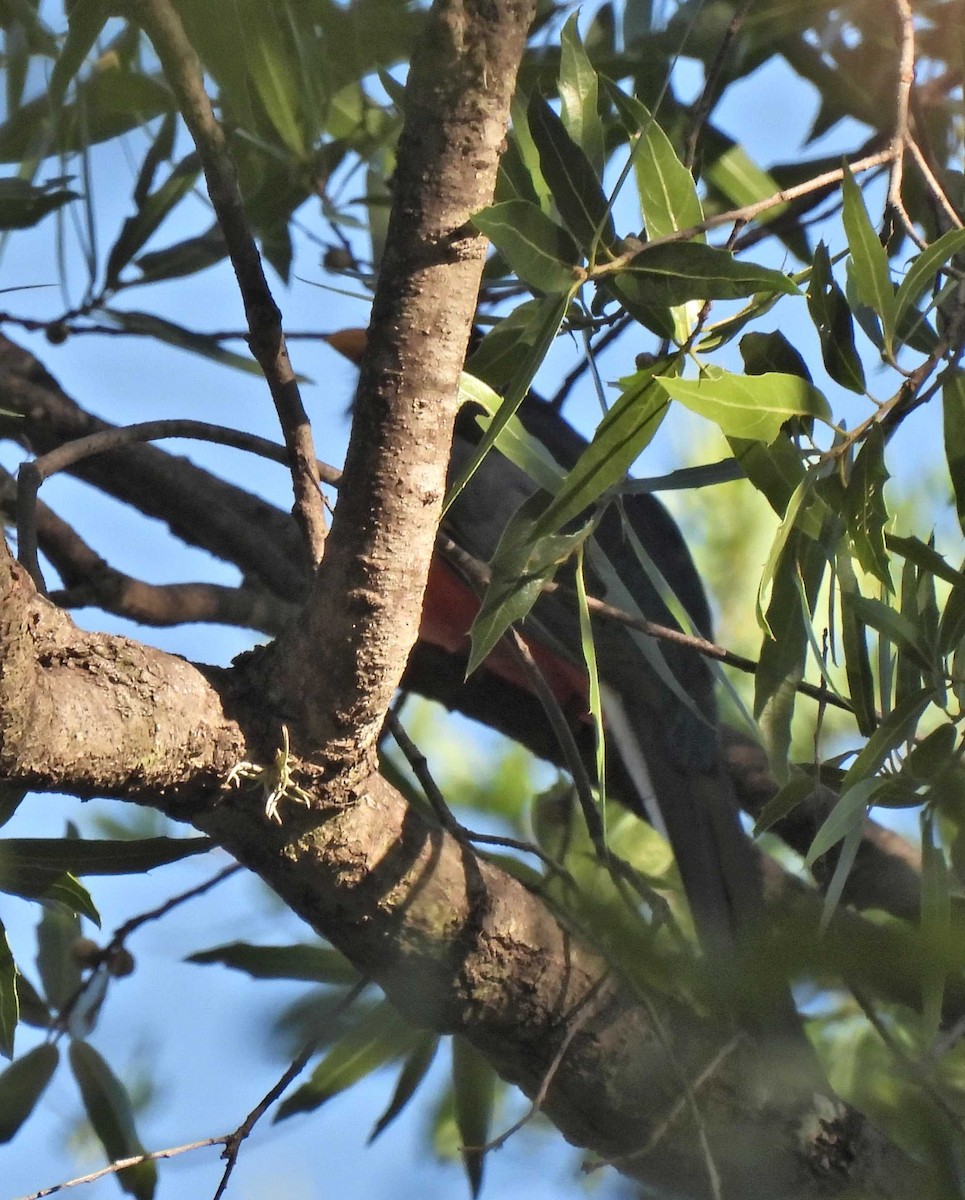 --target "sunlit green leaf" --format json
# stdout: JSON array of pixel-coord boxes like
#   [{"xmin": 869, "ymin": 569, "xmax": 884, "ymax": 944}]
[
  {"xmin": 605, "ymin": 81, "xmax": 702, "ymax": 240},
  {"xmin": 69, "ymin": 1041, "xmax": 155, "ymax": 1200},
  {"xmin": 894, "ymin": 227, "xmax": 965, "ymax": 335},
  {"xmin": 657, "ymin": 367, "xmax": 830, "ymax": 443},
  {"xmin": 615, "ymin": 242, "xmax": 799, "ymax": 307},
  {"xmin": 559, "ymin": 15, "xmax": 604, "ymax": 172},
  {"xmin": 0, "ymin": 1042, "xmax": 58, "ymax": 1137},
  {"xmin": 471, "ymin": 200, "xmax": 581, "ymax": 294}
]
